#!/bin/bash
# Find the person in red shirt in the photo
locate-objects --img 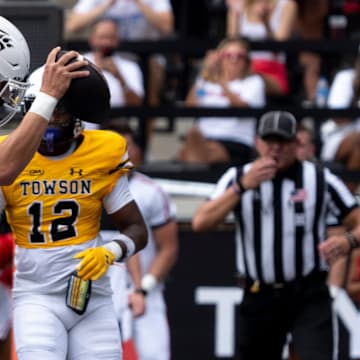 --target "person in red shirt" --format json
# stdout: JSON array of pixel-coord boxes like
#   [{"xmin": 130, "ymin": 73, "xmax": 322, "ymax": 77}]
[{"xmin": 0, "ymin": 230, "xmax": 14, "ymax": 360}]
